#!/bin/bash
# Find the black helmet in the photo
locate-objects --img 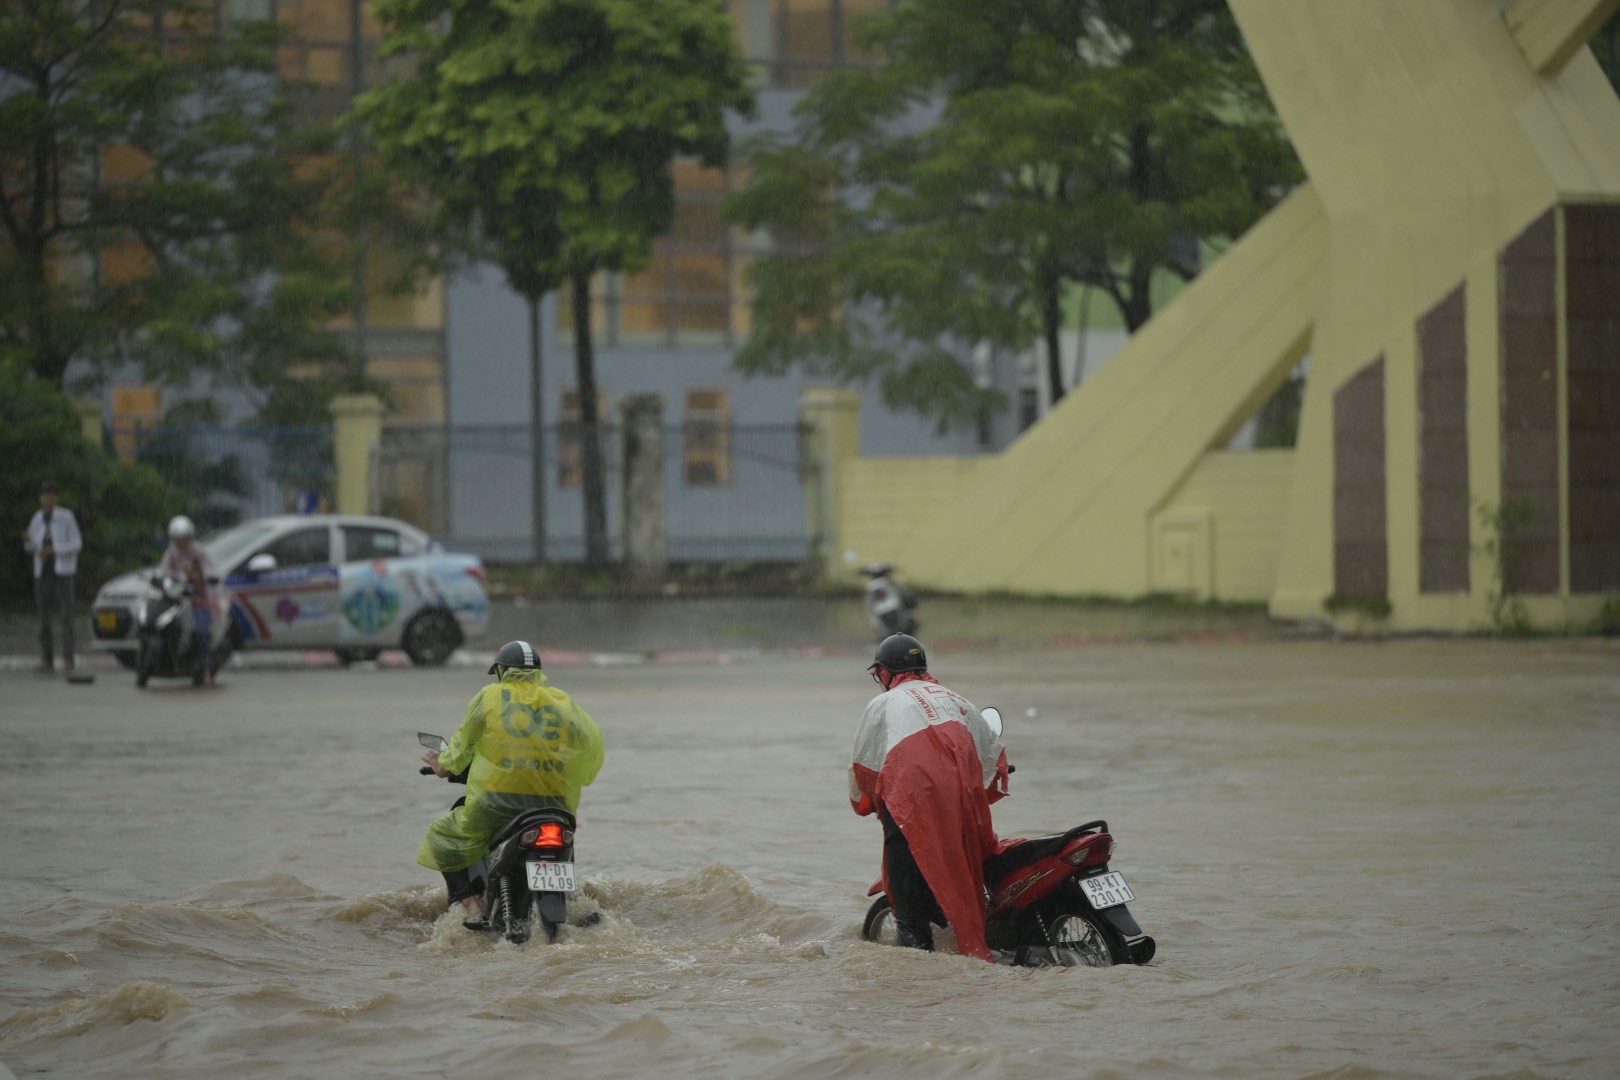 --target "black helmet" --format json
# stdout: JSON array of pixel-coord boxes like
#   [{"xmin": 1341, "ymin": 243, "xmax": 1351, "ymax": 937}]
[
  {"xmin": 488, "ymin": 639, "xmax": 541, "ymax": 675},
  {"xmin": 870, "ymin": 633, "xmax": 927, "ymax": 675}
]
